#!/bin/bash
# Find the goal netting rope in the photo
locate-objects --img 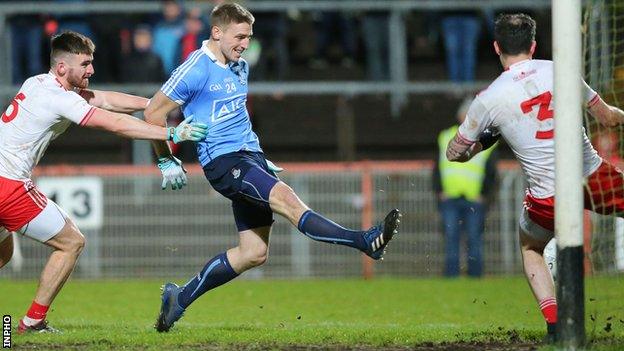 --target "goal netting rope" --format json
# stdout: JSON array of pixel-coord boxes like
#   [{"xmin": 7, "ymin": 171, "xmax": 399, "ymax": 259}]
[{"xmin": 580, "ymin": 0, "xmax": 624, "ymax": 340}]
